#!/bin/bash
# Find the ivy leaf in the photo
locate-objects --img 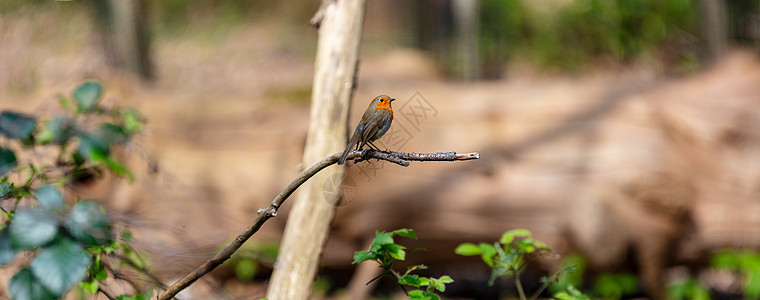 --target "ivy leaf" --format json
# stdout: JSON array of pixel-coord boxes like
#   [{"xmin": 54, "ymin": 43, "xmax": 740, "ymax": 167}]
[
  {"xmin": 73, "ymin": 81, "xmax": 103, "ymax": 113},
  {"xmin": 0, "ymin": 147, "xmax": 17, "ymax": 176},
  {"xmin": 0, "ymin": 230, "xmax": 18, "ymax": 265},
  {"xmin": 35, "ymin": 185, "xmax": 65, "ymax": 211},
  {"xmin": 0, "ymin": 111, "xmax": 37, "ymax": 143},
  {"xmin": 9, "ymin": 268, "xmax": 56, "ymax": 300},
  {"xmin": 9, "ymin": 208, "xmax": 59, "ymax": 249},
  {"xmin": 30, "ymin": 237, "xmax": 92, "ymax": 295},
  {"xmin": 65, "ymin": 201, "xmax": 113, "ymax": 246},
  {"xmin": 352, "ymin": 250, "xmax": 376, "ymax": 264}
]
